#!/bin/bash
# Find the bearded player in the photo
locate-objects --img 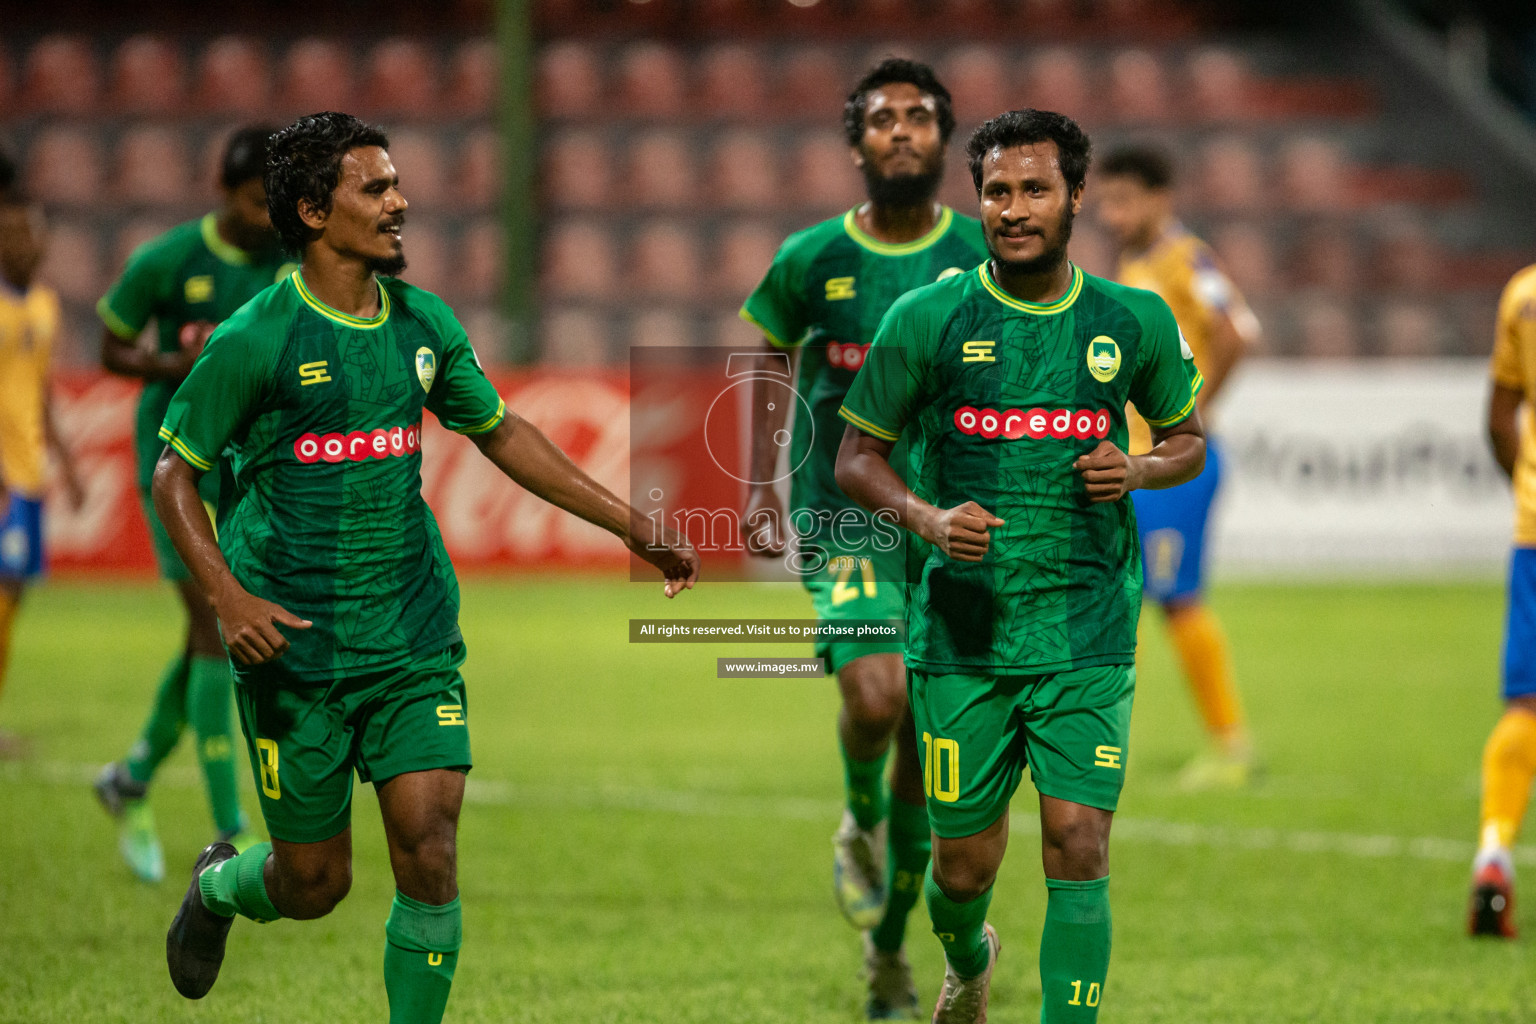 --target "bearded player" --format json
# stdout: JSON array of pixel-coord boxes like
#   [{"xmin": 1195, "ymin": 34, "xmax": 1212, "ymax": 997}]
[
  {"xmin": 155, "ymin": 113, "xmax": 698, "ymax": 1021},
  {"xmin": 1095, "ymin": 145, "xmax": 1259, "ymax": 789},
  {"xmin": 94, "ymin": 126, "xmax": 288, "ymax": 879},
  {"xmin": 837, "ymin": 110, "xmax": 1205, "ymax": 1023},
  {"xmin": 740, "ymin": 58, "xmax": 986, "ymax": 1020}
]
